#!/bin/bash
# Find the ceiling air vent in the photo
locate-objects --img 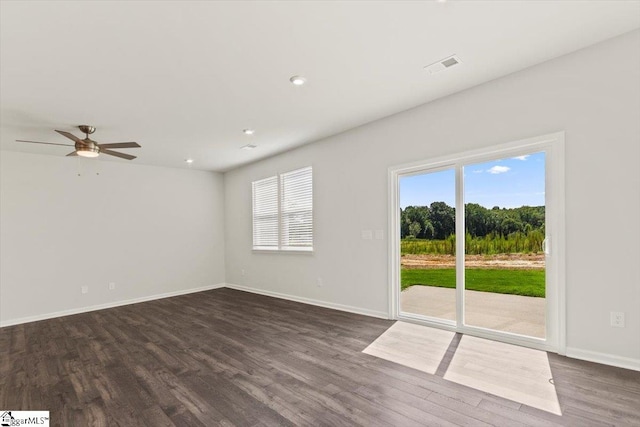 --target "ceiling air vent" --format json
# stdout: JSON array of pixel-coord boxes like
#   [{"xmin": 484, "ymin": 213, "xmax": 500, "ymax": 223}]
[{"xmin": 424, "ymin": 55, "xmax": 461, "ymax": 74}]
